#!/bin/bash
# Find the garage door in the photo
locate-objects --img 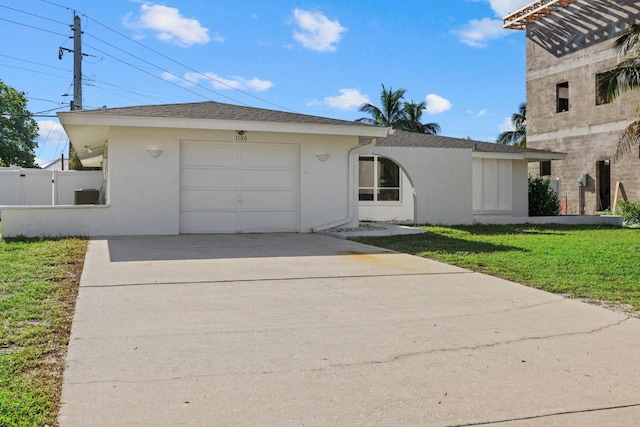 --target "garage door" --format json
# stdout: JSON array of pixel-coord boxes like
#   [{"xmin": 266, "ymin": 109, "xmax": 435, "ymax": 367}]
[{"xmin": 180, "ymin": 141, "xmax": 299, "ymax": 233}]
